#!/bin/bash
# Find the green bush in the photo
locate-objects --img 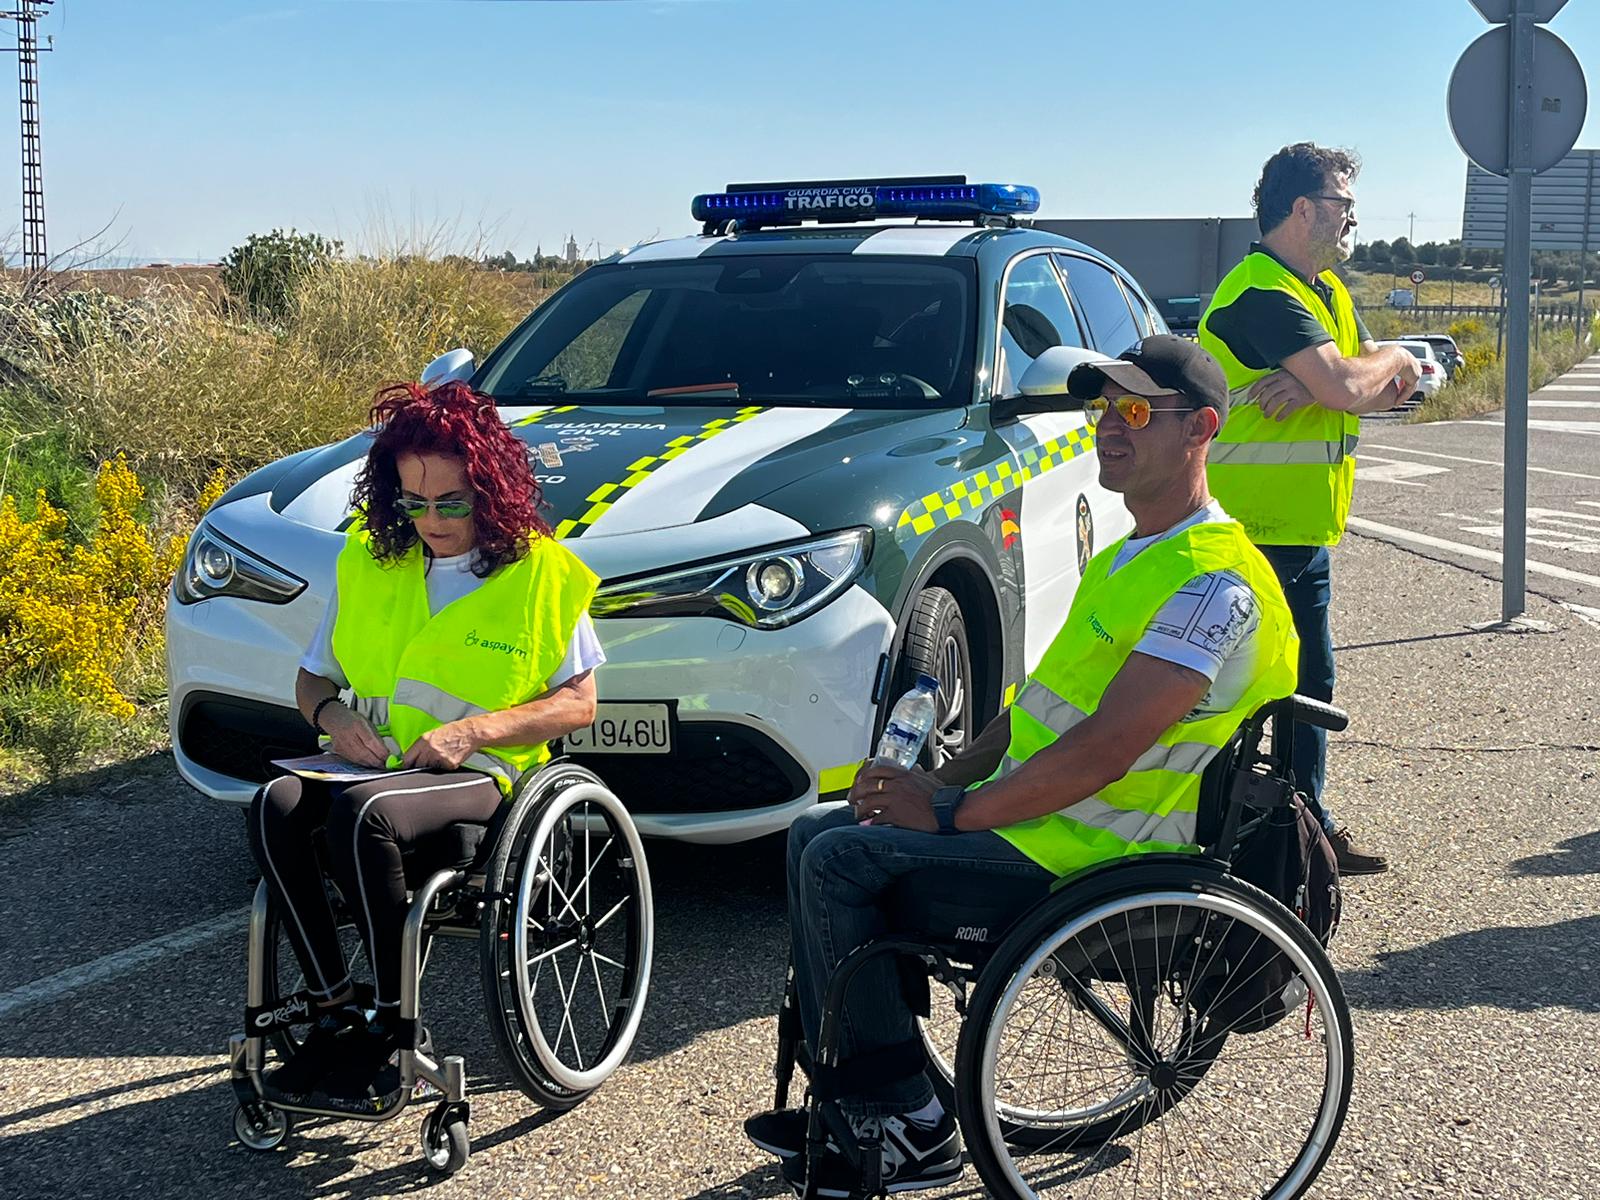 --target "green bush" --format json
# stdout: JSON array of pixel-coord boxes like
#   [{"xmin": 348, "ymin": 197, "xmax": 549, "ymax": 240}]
[{"xmin": 220, "ymin": 229, "xmax": 342, "ymax": 323}]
